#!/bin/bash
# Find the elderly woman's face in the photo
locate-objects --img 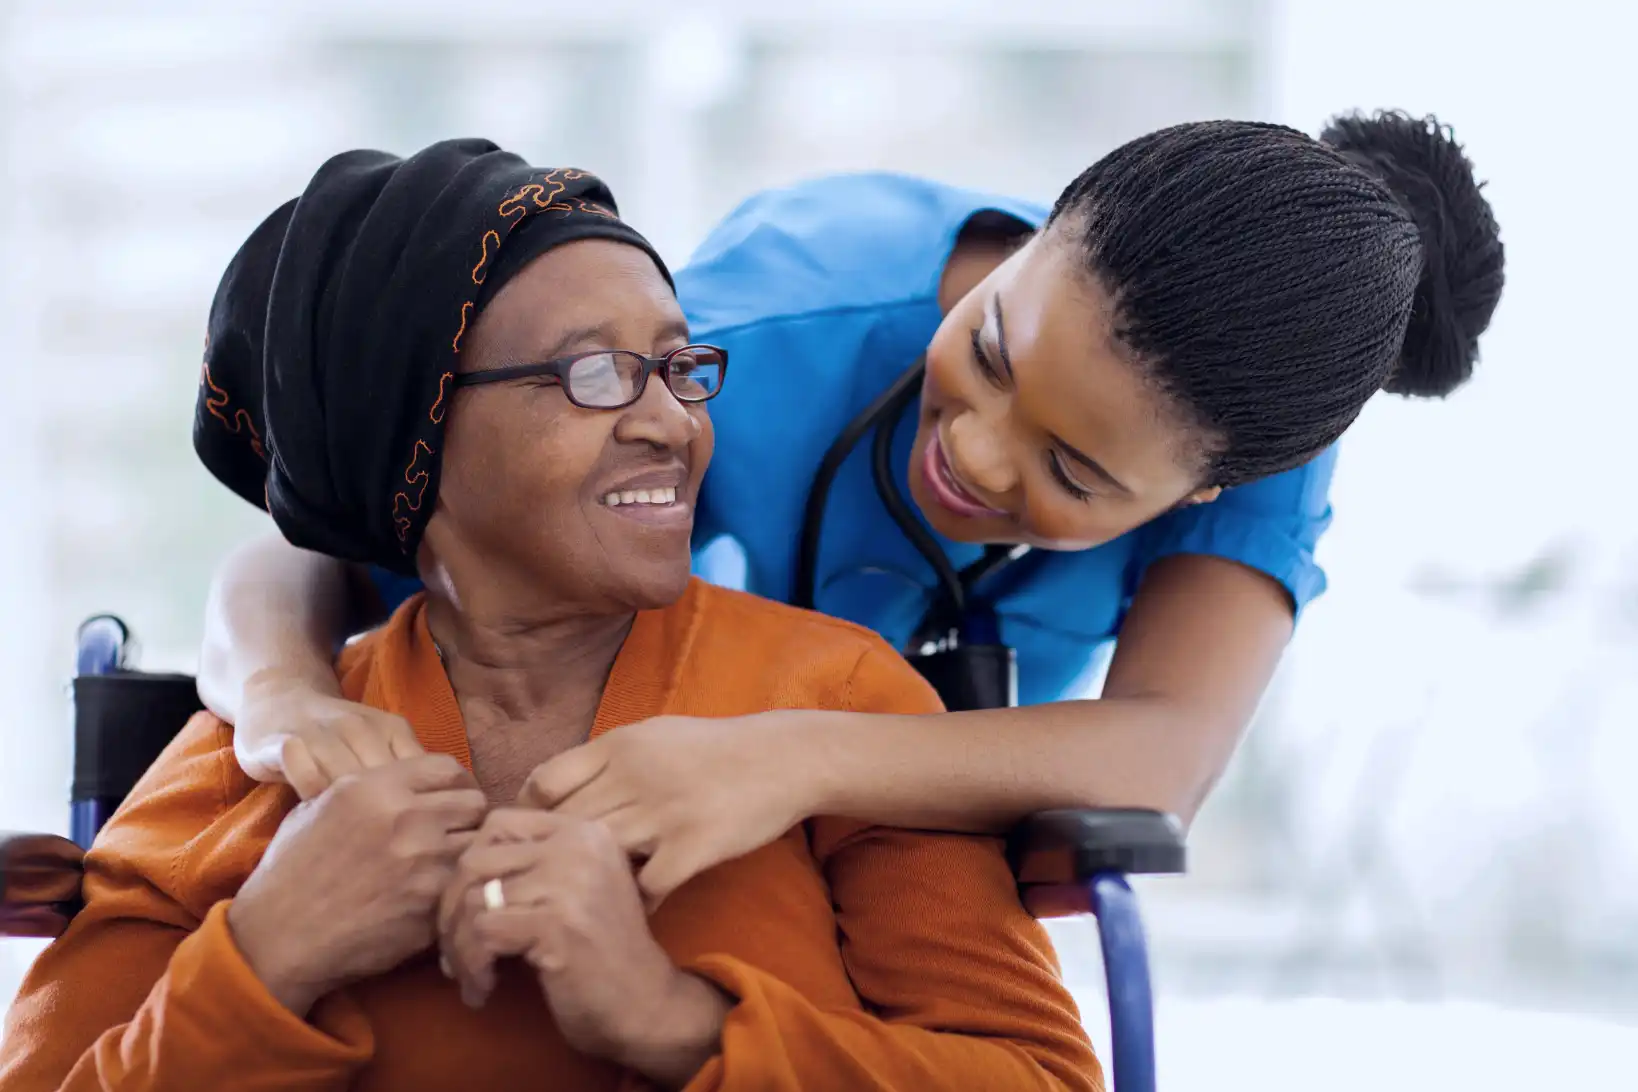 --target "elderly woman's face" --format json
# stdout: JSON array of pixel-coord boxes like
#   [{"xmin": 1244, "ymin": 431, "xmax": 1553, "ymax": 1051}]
[{"xmin": 431, "ymin": 239, "xmax": 711, "ymax": 612}]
